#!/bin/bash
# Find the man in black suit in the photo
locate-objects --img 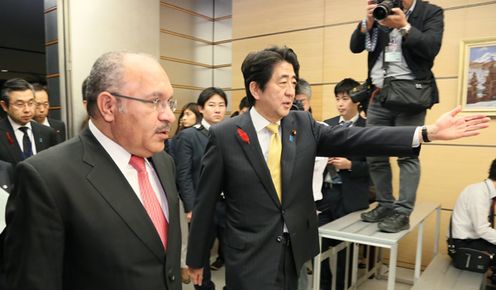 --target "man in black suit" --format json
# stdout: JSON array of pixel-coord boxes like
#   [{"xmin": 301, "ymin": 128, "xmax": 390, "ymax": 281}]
[
  {"xmin": 186, "ymin": 46, "xmax": 488, "ymax": 290},
  {"xmin": 0, "ymin": 160, "xmax": 13, "ymax": 194},
  {"xmin": 4, "ymin": 52, "xmax": 182, "ymax": 290},
  {"xmin": 173, "ymin": 87, "xmax": 228, "ymax": 289},
  {"xmin": 319, "ymin": 78, "xmax": 371, "ymax": 290},
  {"xmin": 350, "ymin": 0, "xmax": 444, "ymax": 233},
  {"xmin": 32, "ymin": 83, "xmax": 66, "ymax": 143},
  {"xmin": 0, "ymin": 78, "xmax": 58, "ymax": 166}
]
